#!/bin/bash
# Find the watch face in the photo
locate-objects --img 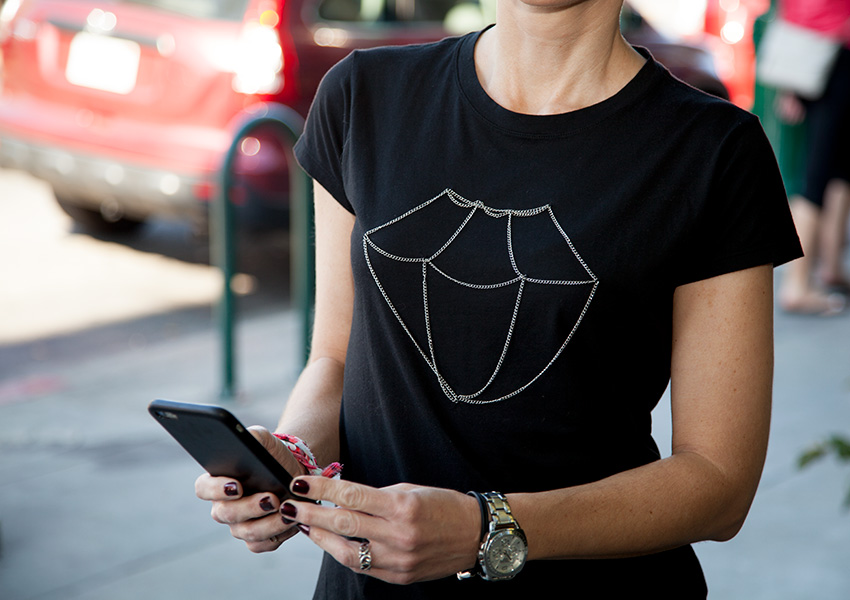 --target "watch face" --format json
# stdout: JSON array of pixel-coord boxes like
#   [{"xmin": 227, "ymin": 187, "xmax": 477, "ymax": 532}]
[{"xmin": 483, "ymin": 530, "xmax": 528, "ymax": 578}]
